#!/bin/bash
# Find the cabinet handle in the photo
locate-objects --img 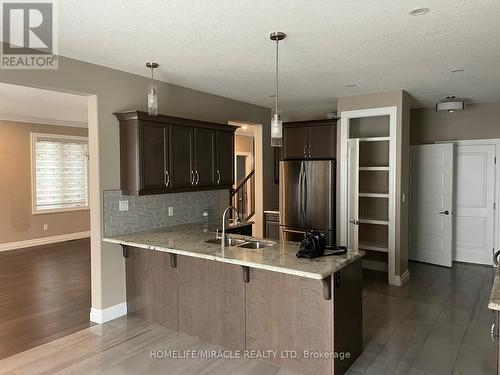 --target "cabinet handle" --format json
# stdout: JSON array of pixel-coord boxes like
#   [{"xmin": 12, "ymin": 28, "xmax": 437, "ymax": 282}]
[
  {"xmin": 216, "ymin": 169, "xmax": 221, "ymax": 184},
  {"xmin": 191, "ymin": 170, "xmax": 194, "ymax": 185},
  {"xmin": 308, "ymin": 145, "xmax": 312, "ymax": 157},
  {"xmin": 195, "ymin": 170, "xmax": 200, "ymax": 185},
  {"xmin": 303, "ymin": 145, "xmax": 307, "ymax": 157},
  {"xmin": 165, "ymin": 170, "xmax": 170, "ymax": 187}
]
